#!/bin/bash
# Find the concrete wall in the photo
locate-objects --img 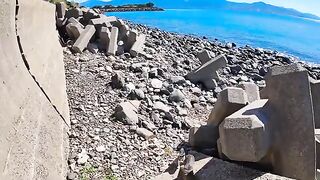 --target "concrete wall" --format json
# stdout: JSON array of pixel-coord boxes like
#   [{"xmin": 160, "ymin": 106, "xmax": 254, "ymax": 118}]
[{"xmin": 0, "ymin": 0, "xmax": 69, "ymax": 179}]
